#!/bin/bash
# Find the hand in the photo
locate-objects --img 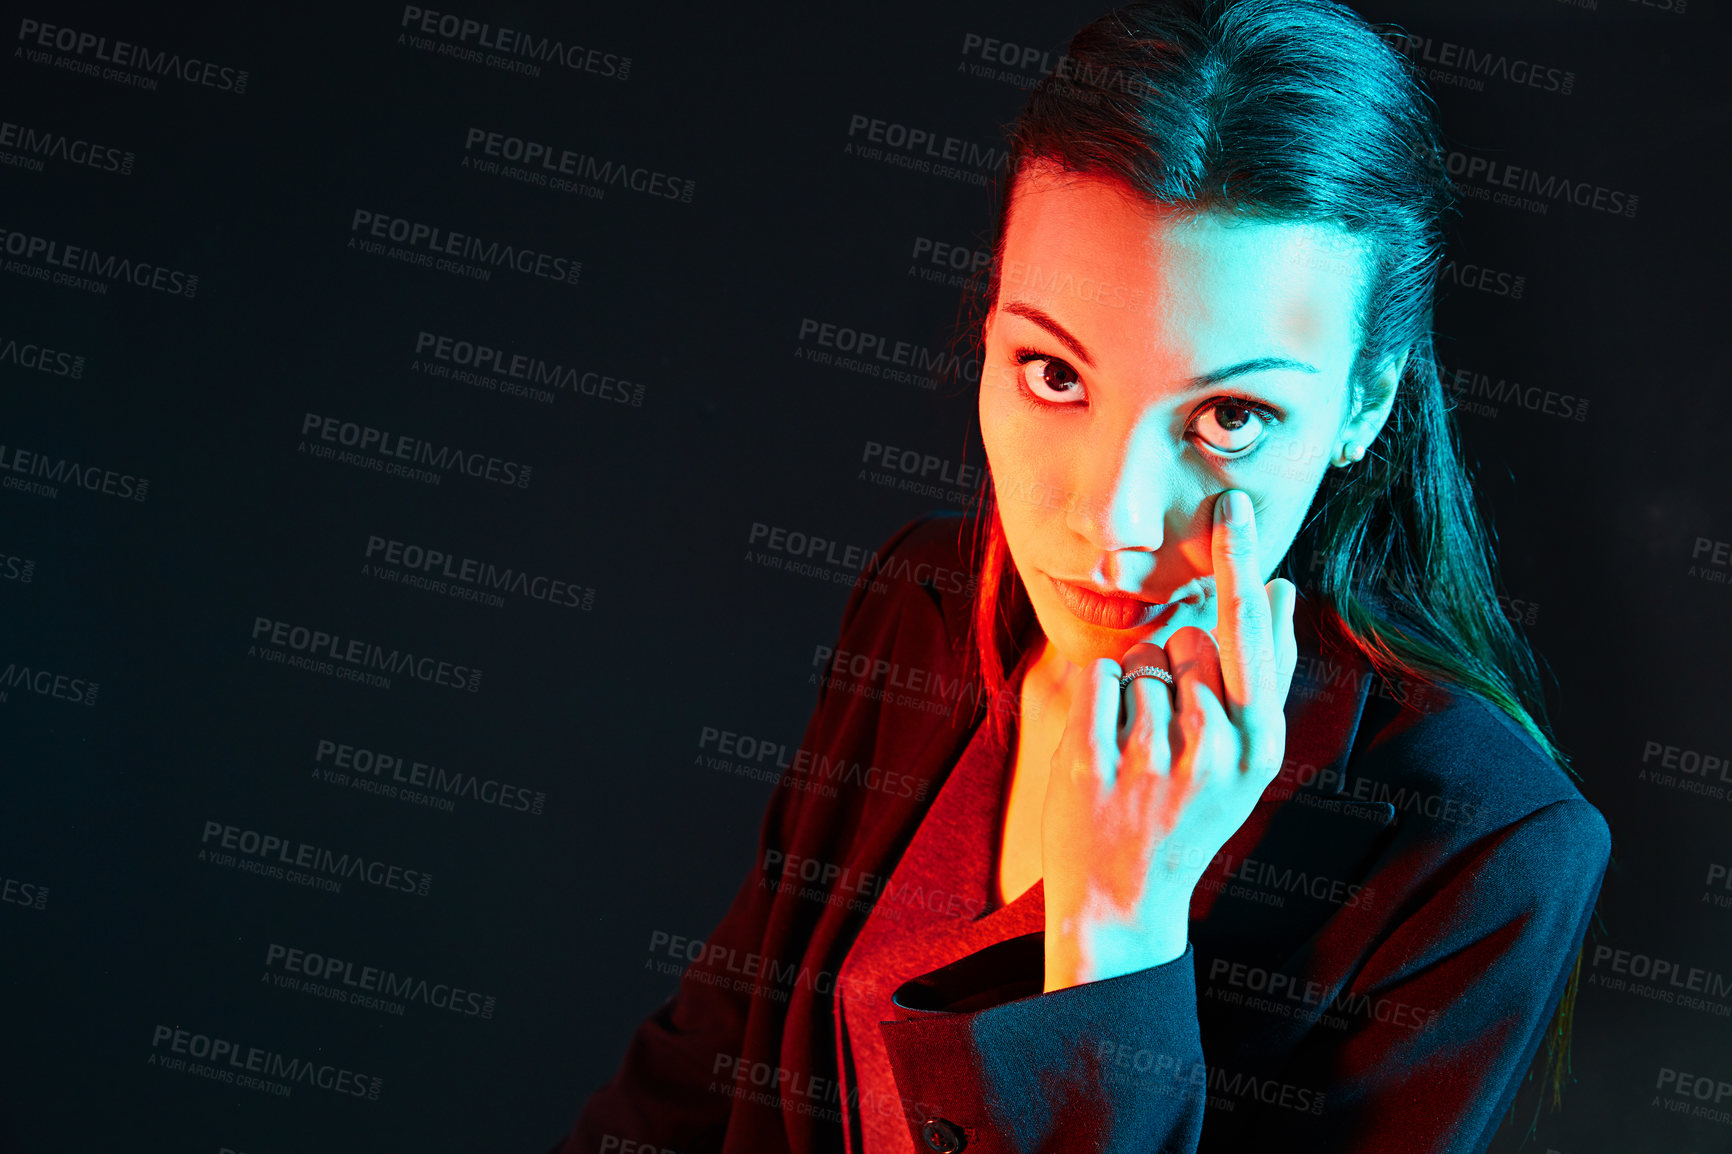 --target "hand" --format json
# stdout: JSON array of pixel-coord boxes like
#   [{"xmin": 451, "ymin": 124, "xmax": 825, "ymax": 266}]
[{"xmin": 1040, "ymin": 489, "xmax": 1299, "ymax": 992}]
